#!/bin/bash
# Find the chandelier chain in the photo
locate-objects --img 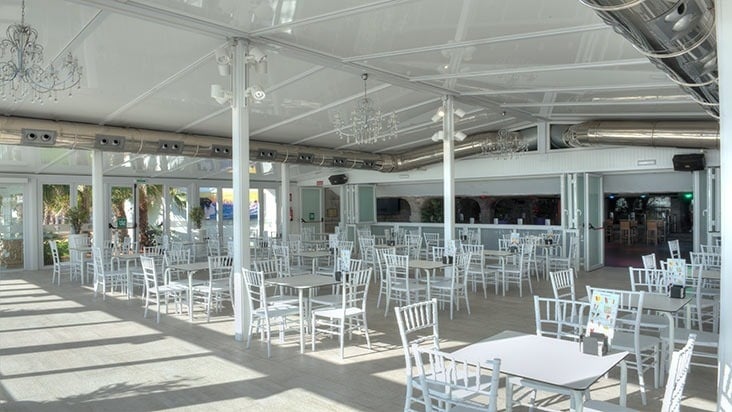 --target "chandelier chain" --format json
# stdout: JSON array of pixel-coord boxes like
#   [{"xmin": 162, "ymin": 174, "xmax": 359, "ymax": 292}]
[{"xmin": 332, "ymin": 73, "xmax": 398, "ymax": 145}]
